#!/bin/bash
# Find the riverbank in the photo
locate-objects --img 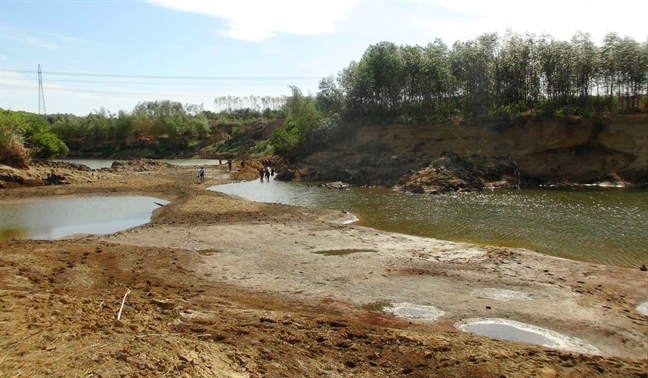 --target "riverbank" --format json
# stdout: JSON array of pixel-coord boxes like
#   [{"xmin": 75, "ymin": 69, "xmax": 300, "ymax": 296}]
[
  {"xmin": 1, "ymin": 161, "xmax": 646, "ymax": 377},
  {"xmin": 299, "ymin": 115, "xmax": 648, "ymax": 191}
]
